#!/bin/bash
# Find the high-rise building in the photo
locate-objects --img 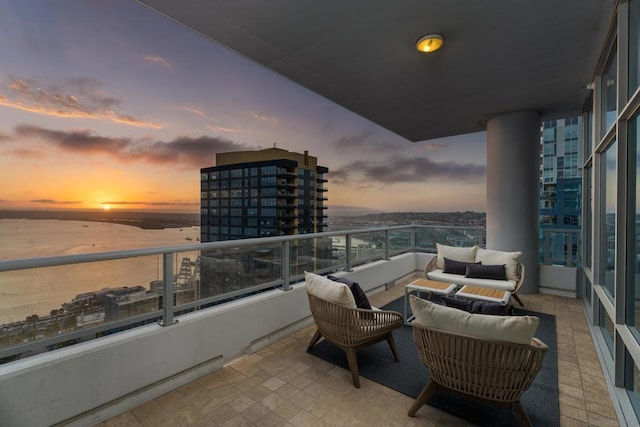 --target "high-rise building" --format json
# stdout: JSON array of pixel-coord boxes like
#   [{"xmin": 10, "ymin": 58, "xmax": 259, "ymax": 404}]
[
  {"xmin": 200, "ymin": 147, "xmax": 328, "ymax": 242},
  {"xmin": 539, "ymin": 117, "xmax": 583, "ymax": 265},
  {"xmin": 199, "ymin": 148, "xmax": 329, "ymax": 299}
]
